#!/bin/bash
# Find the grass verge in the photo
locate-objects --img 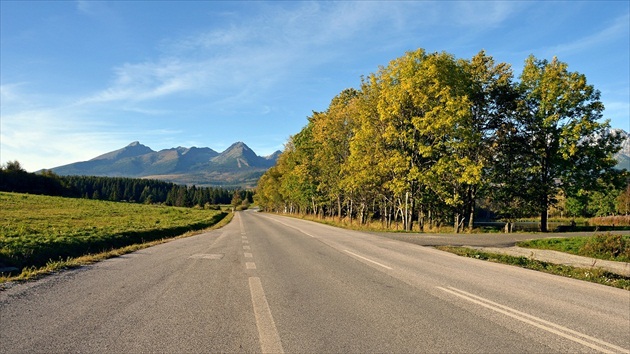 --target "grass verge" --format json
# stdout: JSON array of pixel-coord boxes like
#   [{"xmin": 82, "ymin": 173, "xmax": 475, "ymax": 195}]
[
  {"xmin": 517, "ymin": 233, "xmax": 630, "ymax": 262},
  {"xmin": 0, "ymin": 212, "xmax": 234, "ymax": 284},
  {"xmin": 437, "ymin": 246, "xmax": 630, "ymax": 291}
]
